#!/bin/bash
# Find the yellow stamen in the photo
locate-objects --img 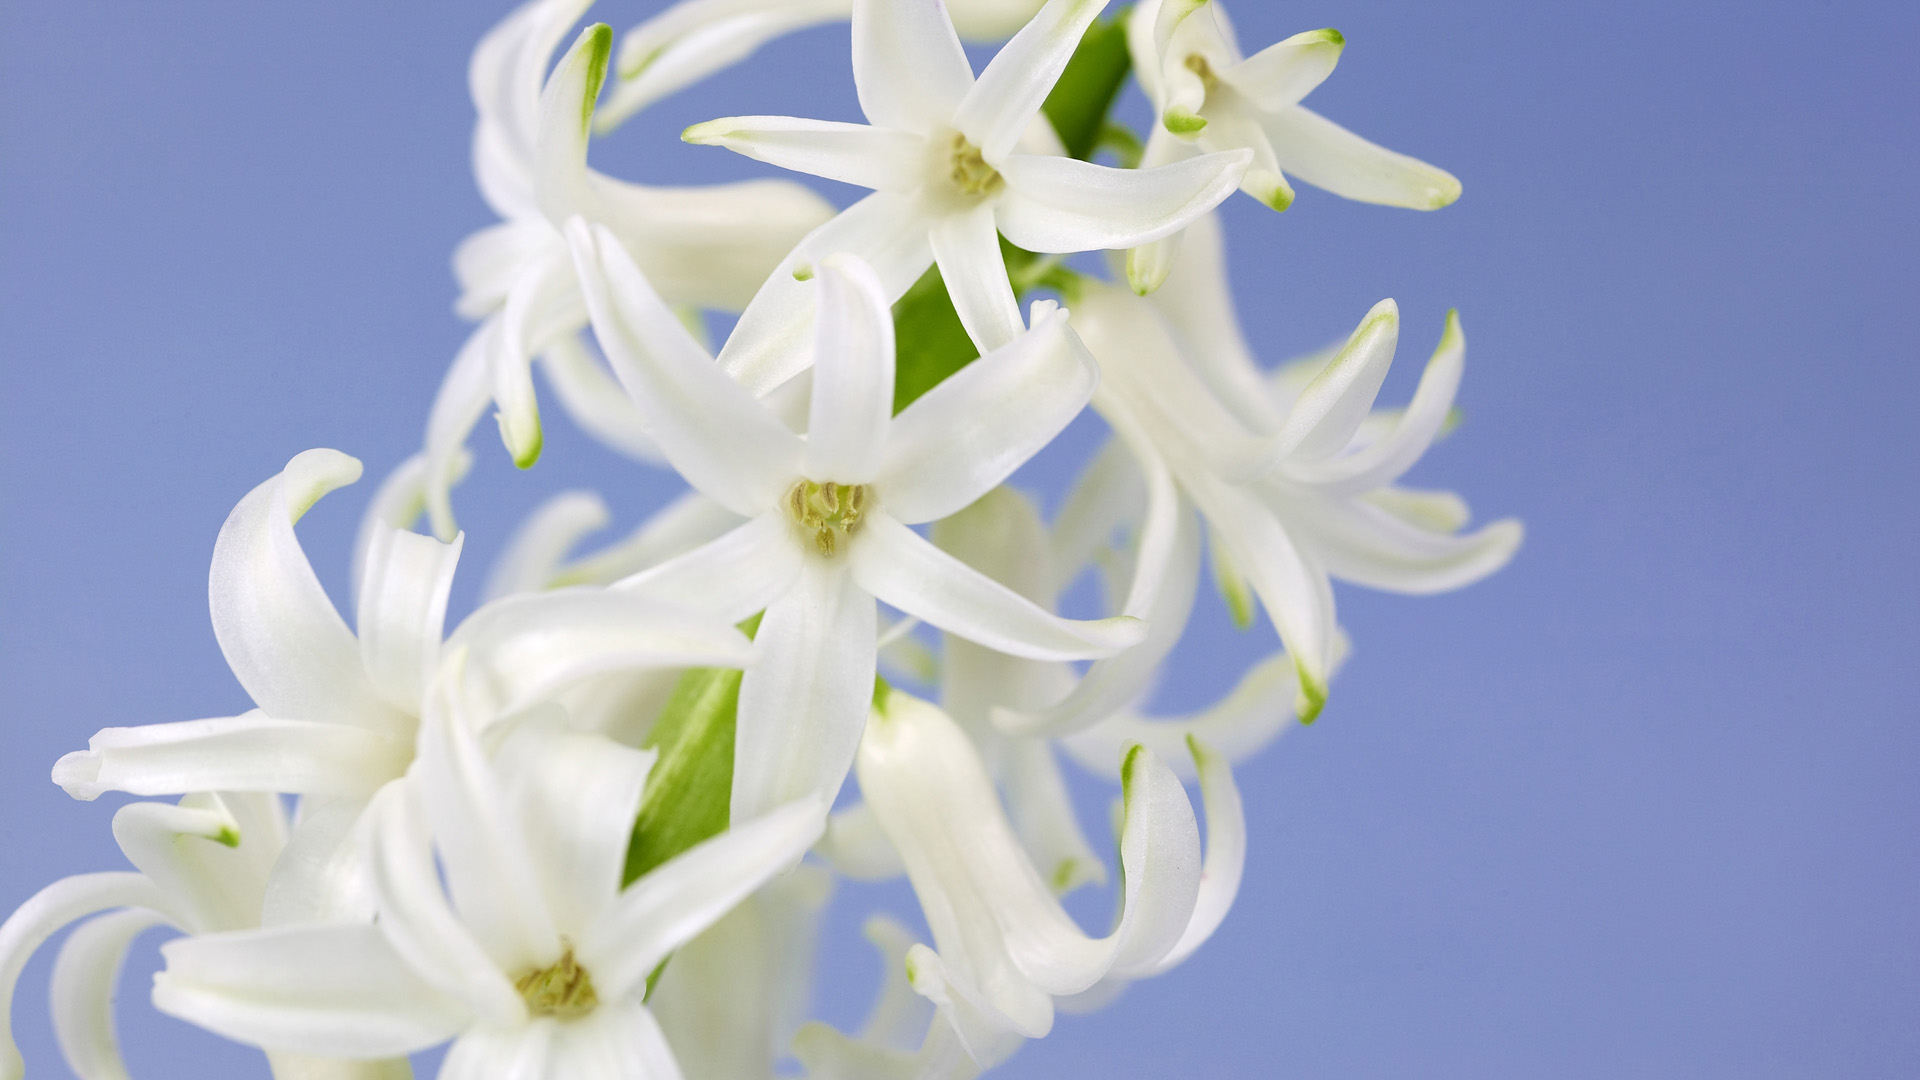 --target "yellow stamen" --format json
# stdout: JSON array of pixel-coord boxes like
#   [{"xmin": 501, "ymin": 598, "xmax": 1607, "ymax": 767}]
[
  {"xmin": 515, "ymin": 948, "xmax": 599, "ymax": 1021},
  {"xmin": 786, "ymin": 480, "xmax": 869, "ymax": 556}
]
